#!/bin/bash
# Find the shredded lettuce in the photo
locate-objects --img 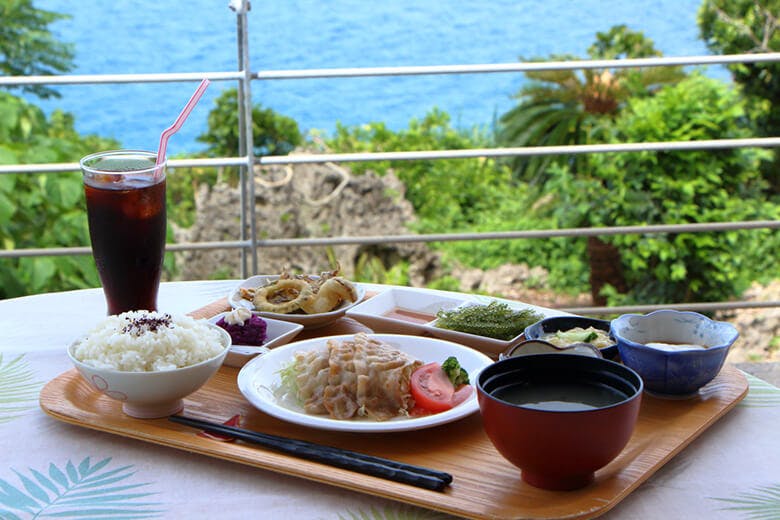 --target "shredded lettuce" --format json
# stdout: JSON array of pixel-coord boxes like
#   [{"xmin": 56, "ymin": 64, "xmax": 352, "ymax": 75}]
[{"xmin": 275, "ymin": 359, "xmax": 303, "ymax": 406}]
